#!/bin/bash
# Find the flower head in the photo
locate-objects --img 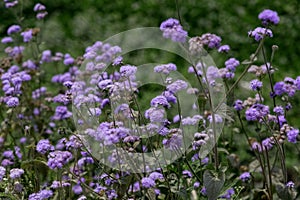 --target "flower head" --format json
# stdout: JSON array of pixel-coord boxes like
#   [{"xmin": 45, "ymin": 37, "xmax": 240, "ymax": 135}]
[
  {"xmin": 160, "ymin": 18, "xmax": 187, "ymax": 43},
  {"xmin": 258, "ymin": 9, "xmax": 280, "ymax": 26}
]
